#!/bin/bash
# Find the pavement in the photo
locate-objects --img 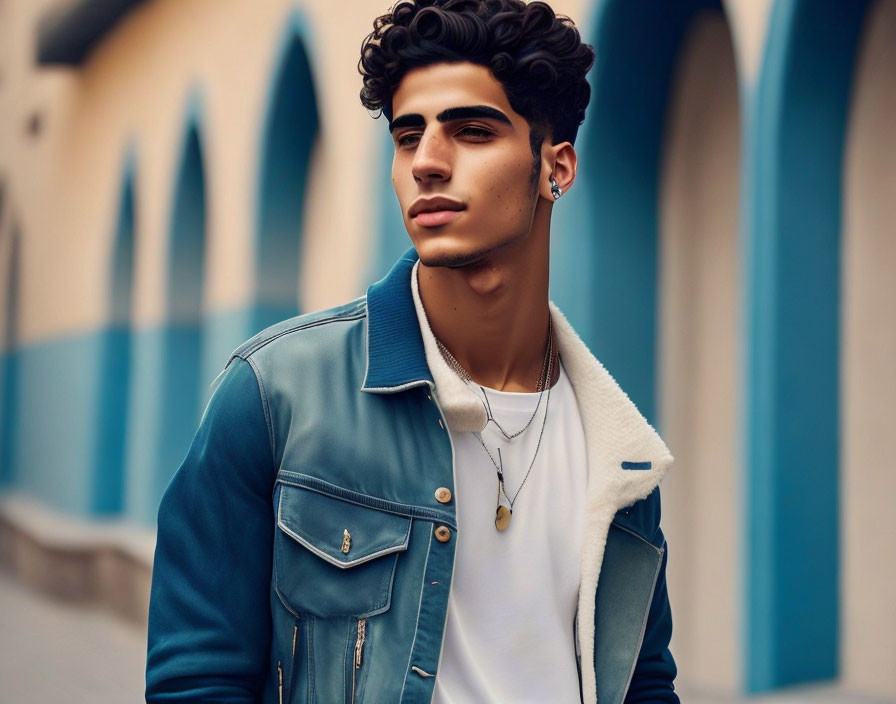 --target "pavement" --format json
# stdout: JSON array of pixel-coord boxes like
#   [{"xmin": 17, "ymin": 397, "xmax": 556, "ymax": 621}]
[
  {"xmin": 0, "ymin": 571, "xmax": 892, "ymax": 704},
  {"xmin": 0, "ymin": 572, "xmax": 146, "ymax": 703}
]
